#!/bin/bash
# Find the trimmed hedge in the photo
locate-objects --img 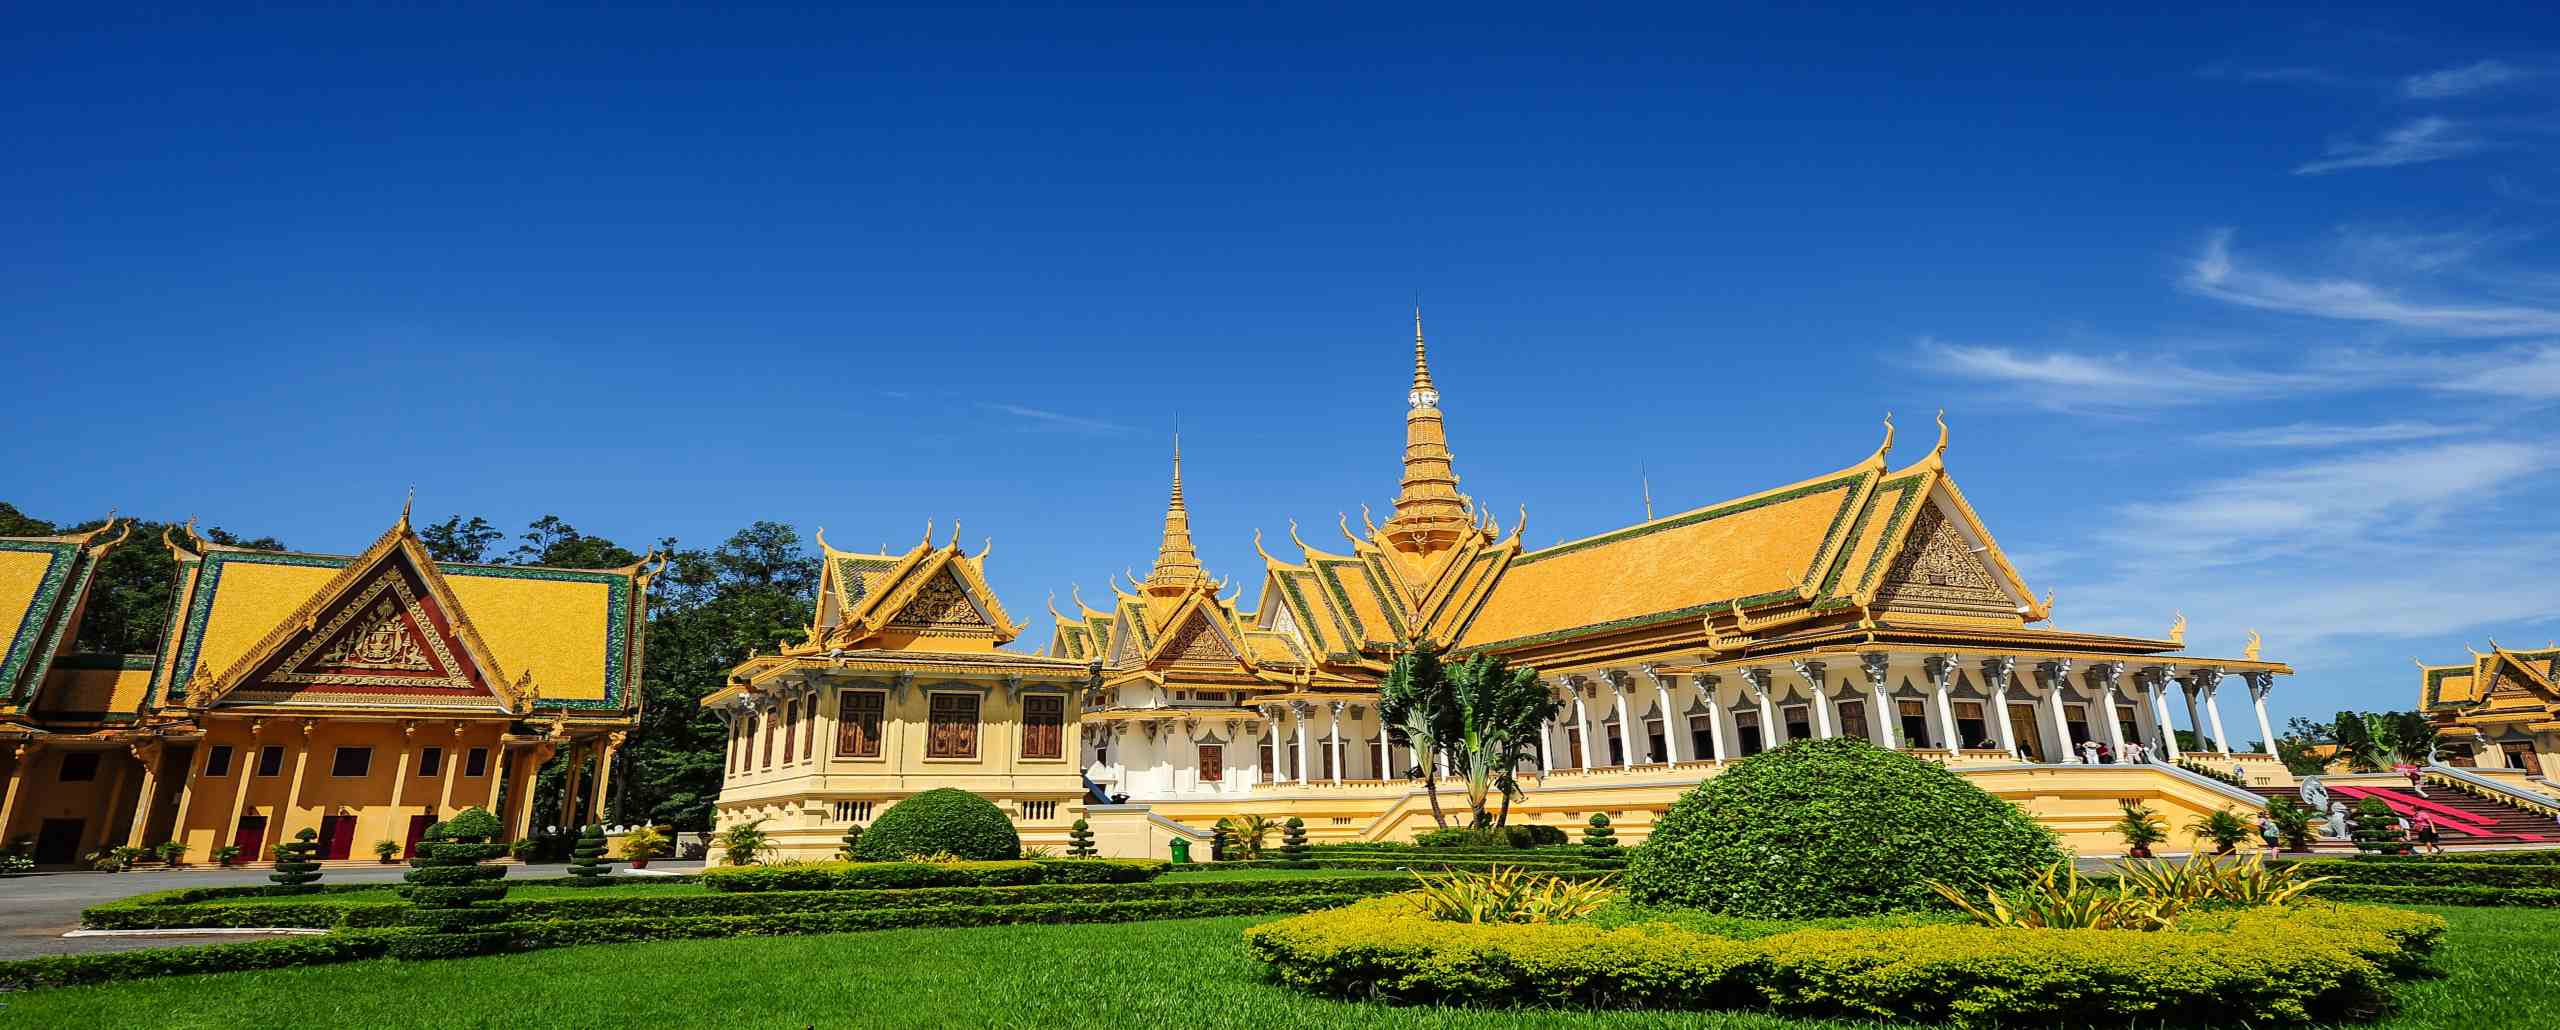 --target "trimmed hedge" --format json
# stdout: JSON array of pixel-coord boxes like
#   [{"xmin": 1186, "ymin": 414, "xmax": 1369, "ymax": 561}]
[
  {"xmin": 2308, "ymin": 882, "xmax": 2560, "ymax": 908},
  {"xmin": 1629, "ymin": 738, "xmax": 2065, "ymax": 918},
  {"xmin": 852, "ymin": 789, "xmax": 1020, "ymax": 861},
  {"xmin": 1245, "ymin": 897, "xmax": 2443, "ymax": 1027},
  {"xmin": 86, "ymin": 872, "xmax": 1405, "ymax": 931},
  {"xmin": 504, "ymin": 892, "xmax": 1370, "ymax": 950},
  {"xmin": 1214, "ymin": 856, "xmax": 1600, "ymax": 873},
  {"xmin": 2350, "ymin": 849, "xmax": 2560, "ymax": 866},
  {"xmin": 0, "ymin": 929, "xmax": 409, "ymax": 991},
  {"xmin": 700, "ymin": 858, "xmax": 1166, "ymax": 893},
  {"xmin": 2289, "ymin": 858, "xmax": 2560, "ymax": 888}
]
